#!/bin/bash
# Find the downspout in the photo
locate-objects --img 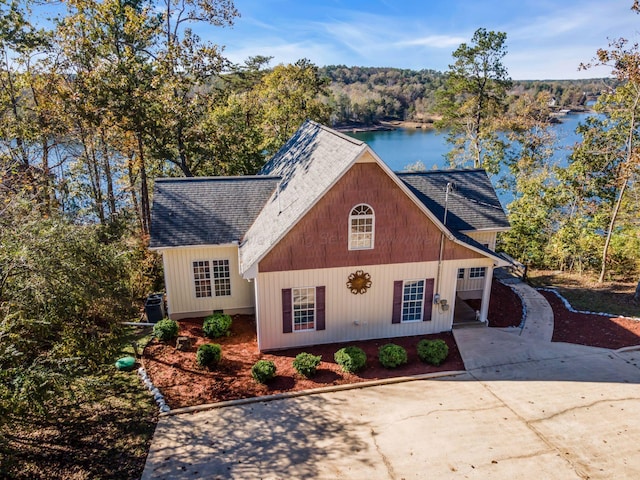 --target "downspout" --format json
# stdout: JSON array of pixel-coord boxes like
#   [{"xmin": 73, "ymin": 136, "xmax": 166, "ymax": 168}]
[{"xmin": 434, "ymin": 182, "xmax": 453, "ymax": 304}]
